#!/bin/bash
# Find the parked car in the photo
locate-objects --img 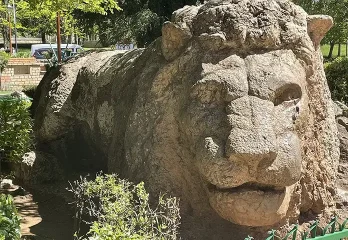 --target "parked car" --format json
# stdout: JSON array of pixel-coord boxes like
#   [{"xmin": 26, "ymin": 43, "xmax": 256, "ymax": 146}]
[
  {"xmin": 32, "ymin": 48, "xmax": 50, "ymax": 60},
  {"xmin": 31, "ymin": 44, "xmax": 83, "ymax": 61}
]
